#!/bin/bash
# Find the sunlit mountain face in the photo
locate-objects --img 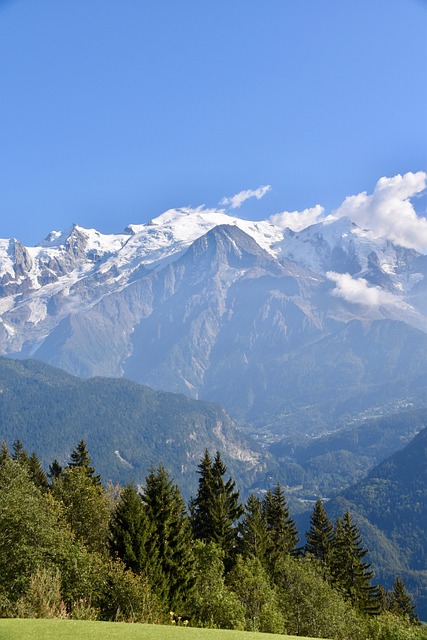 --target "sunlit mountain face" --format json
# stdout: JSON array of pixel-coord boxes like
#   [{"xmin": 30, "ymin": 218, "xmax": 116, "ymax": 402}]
[{"xmin": 1, "ymin": 207, "xmax": 426, "ymax": 437}]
